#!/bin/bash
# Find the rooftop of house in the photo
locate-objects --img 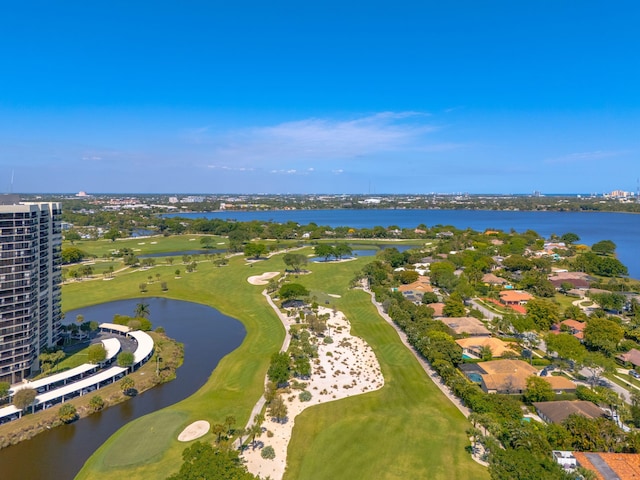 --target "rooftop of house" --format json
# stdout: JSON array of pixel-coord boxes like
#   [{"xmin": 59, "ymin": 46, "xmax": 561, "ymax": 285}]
[
  {"xmin": 482, "ymin": 273, "xmax": 508, "ymax": 285},
  {"xmin": 397, "ymin": 276, "xmax": 433, "ymax": 293},
  {"xmin": 455, "ymin": 337, "xmax": 517, "ymax": 357},
  {"xmin": 573, "ymin": 452, "xmax": 640, "ymax": 480},
  {"xmin": 439, "ymin": 316, "xmax": 491, "ymax": 336},
  {"xmin": 617, "ymin": 348, "xmax": 640, "ymax": 367},
  {"xmin": 533, "ymin": 400, "xmax": 604, "ymax": 424},
  {"xmin": 499, "ymin": 290, "xmax": 534, "ymax": 303},
  {"xmin": 427, "ymin": 302, "xmax": 445, "ymax": 317},
  {"xmin": 549, "ymin": 277, "xmax": 591, "ymax": 289}
]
